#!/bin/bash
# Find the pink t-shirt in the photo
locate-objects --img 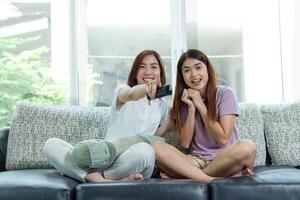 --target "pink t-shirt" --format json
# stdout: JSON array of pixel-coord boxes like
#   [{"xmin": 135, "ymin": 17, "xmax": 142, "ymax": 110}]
[{"xmin": 180, "ymin": 86, "xmax": 240, "ymax": 161}]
